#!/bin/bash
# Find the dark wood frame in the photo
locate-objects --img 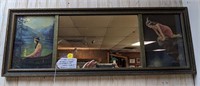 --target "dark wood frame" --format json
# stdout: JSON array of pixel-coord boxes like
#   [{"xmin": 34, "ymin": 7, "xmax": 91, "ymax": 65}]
[{"xmin": 2, "ymin": 7, "xmax": 196, "ymax": 77}]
